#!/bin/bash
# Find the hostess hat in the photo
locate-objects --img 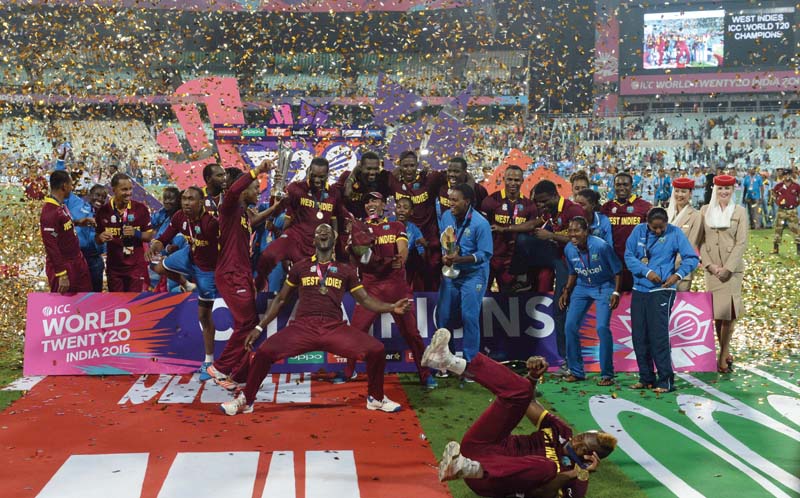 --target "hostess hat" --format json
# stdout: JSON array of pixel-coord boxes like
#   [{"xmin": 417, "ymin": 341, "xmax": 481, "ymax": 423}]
[
  {"xmin": 672, "ymin": 177, "xmax": 695, "ymax": 189},
  {"xmin": 713, "ymin": 175, "xmax": 736, "ymax": 187}
]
